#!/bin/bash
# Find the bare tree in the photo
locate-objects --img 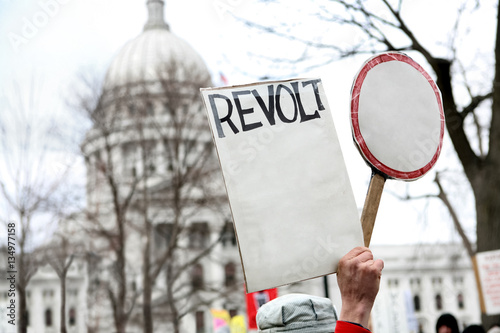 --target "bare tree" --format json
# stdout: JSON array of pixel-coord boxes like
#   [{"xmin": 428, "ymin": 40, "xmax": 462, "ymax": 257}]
[
  {"xmin": 42, "ymin": 231, "xmax": 84, "ymax": 333},
  {"xmin": 234, "ymin": 0, "xmax": 500, "ymax": 327},
  {"xmin": 0, "ymin": 78, "xmax": 77, "ymax": 333},
  {"xmin": 76, "ymin": 60, "xmax": 237, "ymax": 333},
  {"xmin": 137, "ymin": 60, "xmax": 239, "ymax": 333},
  {"xmin": 76, "ymin": 76, "xmax": 140, "ymax": 333}
]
